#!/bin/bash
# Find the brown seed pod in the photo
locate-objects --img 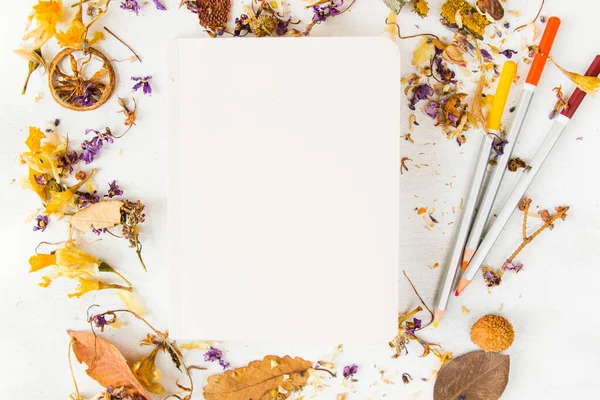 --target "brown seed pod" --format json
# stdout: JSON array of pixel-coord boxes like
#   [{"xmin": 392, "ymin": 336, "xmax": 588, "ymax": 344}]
[
  {"xmin": 470, "ymin": 314, "xmax": 514, "ymax": 352},
  {"xmin": 48, "ymin": 47, "xmax": 115, "ymax": 112},
  {"xmin": 197, "ymin": 0, "xmax": 231, "ymax": 32}
]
